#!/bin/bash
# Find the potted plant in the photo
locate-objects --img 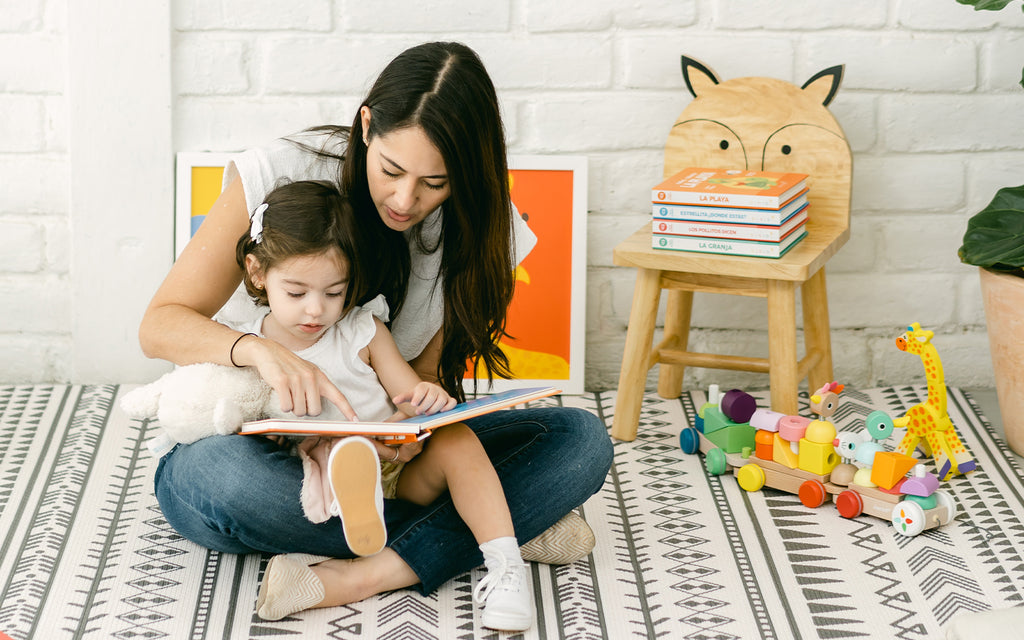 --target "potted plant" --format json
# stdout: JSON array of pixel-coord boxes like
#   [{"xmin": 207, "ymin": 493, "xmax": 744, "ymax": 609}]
[
  {"xmin": 955, "ymin": 1, "xmax": 1024, "ymax": 455},
  {"xmin": 958, "ymin": 187, "xmax": 1024, "ymax": 456}
]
